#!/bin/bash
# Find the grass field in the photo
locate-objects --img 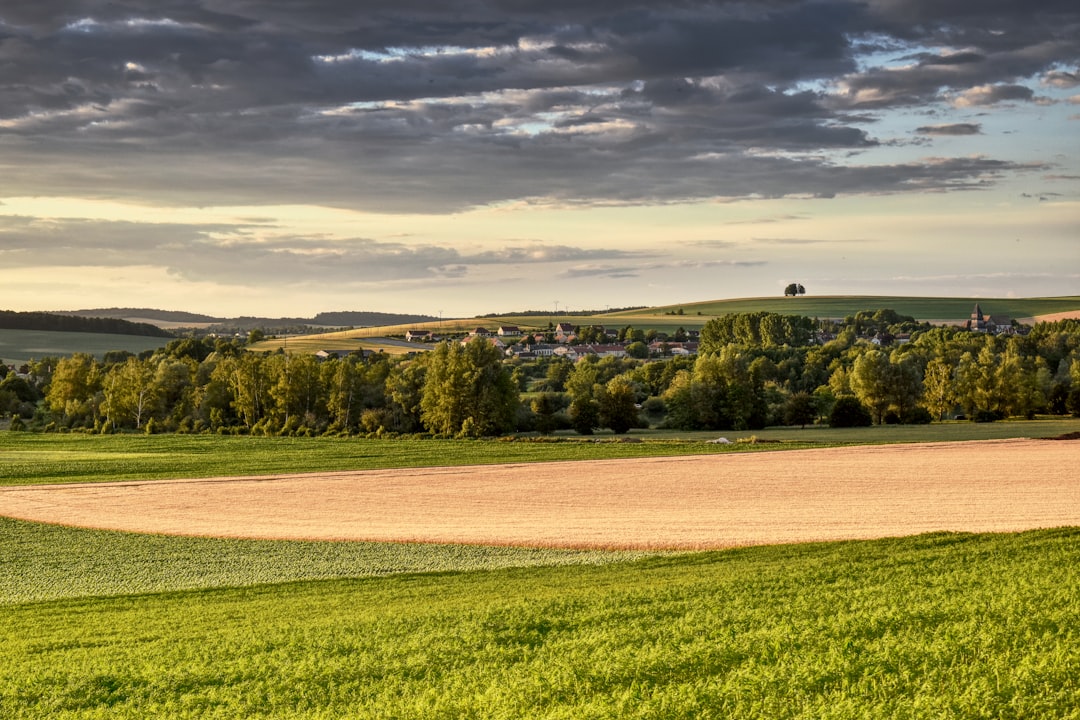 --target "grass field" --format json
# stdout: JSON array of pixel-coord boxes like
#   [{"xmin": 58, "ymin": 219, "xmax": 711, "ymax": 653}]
[
  {"xmin": 605, "ymin": 295, "xmax": 1080, "ymax": 322},
  {"xmin": 0, "ymin": 329, "xmax": 171, "ymax": 364},
  {"xmin": 3, "ymin": 417, "xmax": 1078, "ymax": 486},
  {"xmin": 2, "ymin": 528, "xmax": 1077, "ymax": 718}
]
